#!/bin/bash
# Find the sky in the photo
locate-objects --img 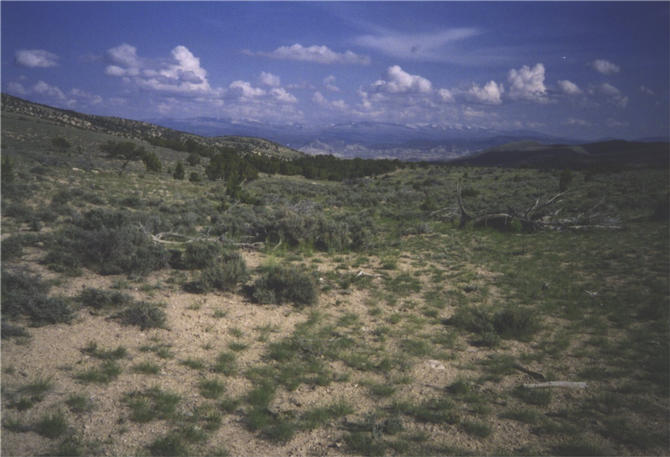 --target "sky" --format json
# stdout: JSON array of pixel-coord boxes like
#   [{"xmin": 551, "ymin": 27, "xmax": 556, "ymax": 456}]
[{"xmin": 2, "ymin": 1, "xmax": 669, "ymax": 140}]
